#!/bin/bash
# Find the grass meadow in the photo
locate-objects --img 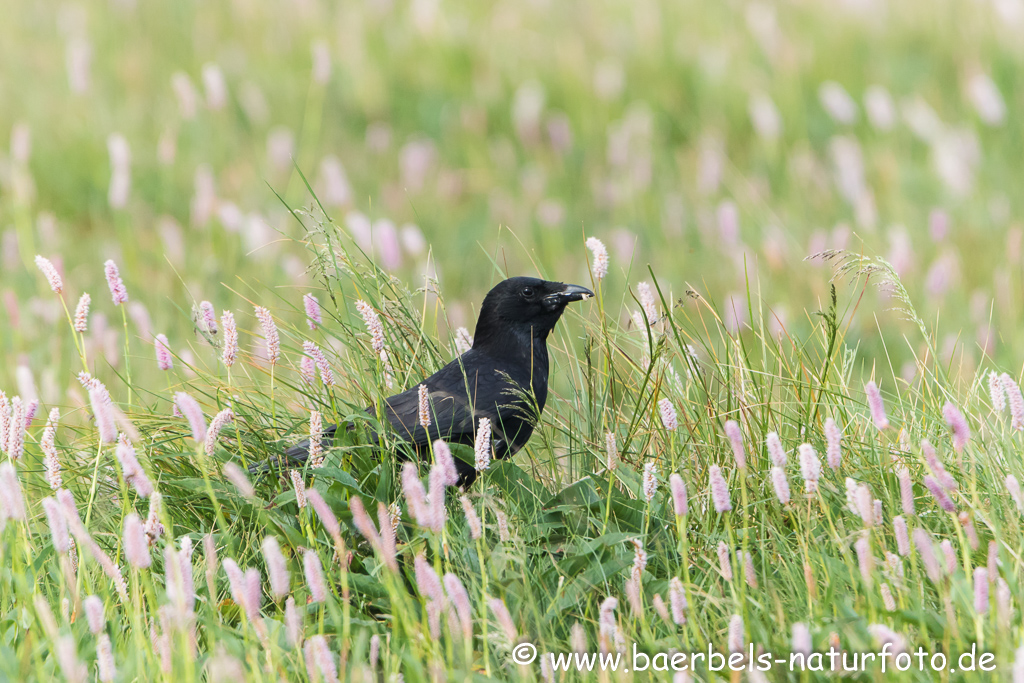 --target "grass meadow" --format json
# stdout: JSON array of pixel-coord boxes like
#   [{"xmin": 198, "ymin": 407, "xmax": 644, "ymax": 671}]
[{"xmin": 3, "ymin": 0, "xmax": 1024, "ymax": 680}]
